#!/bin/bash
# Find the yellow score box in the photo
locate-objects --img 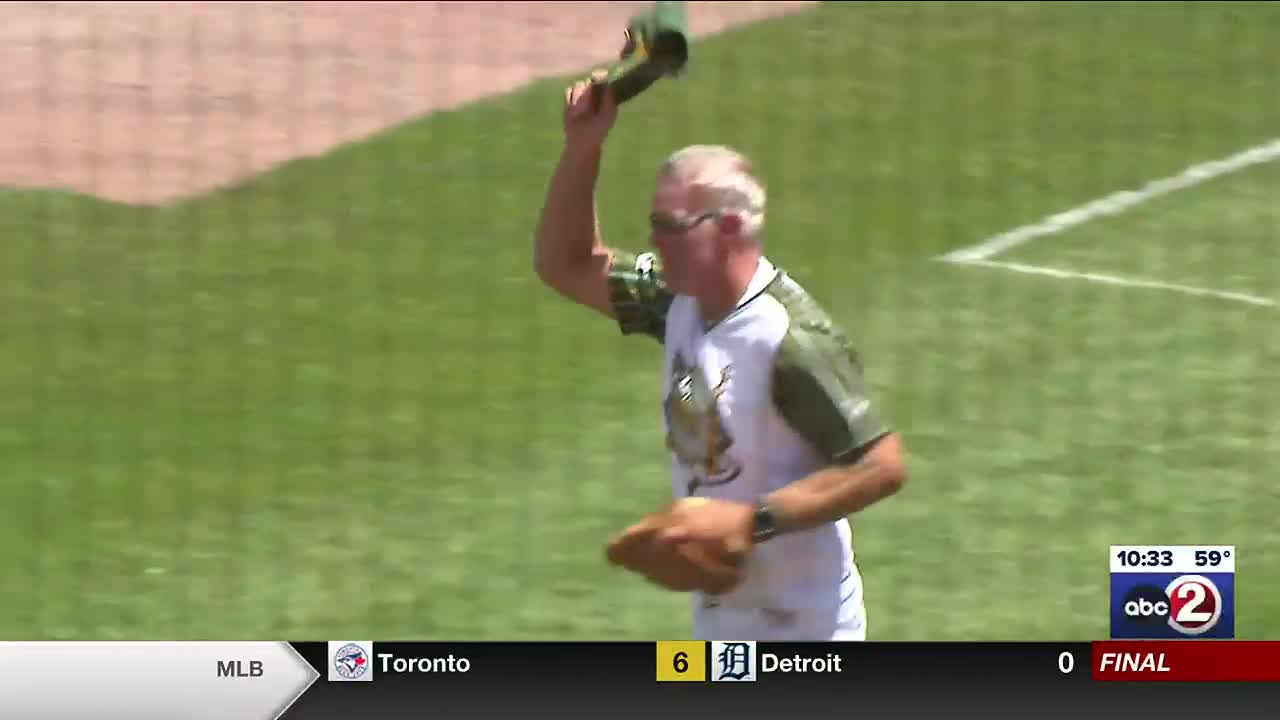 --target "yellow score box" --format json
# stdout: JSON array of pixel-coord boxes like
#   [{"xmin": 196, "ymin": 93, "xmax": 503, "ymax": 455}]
[{"xmin": 655, "ymin": 641, "xmax": 707, "ymax": 682}]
